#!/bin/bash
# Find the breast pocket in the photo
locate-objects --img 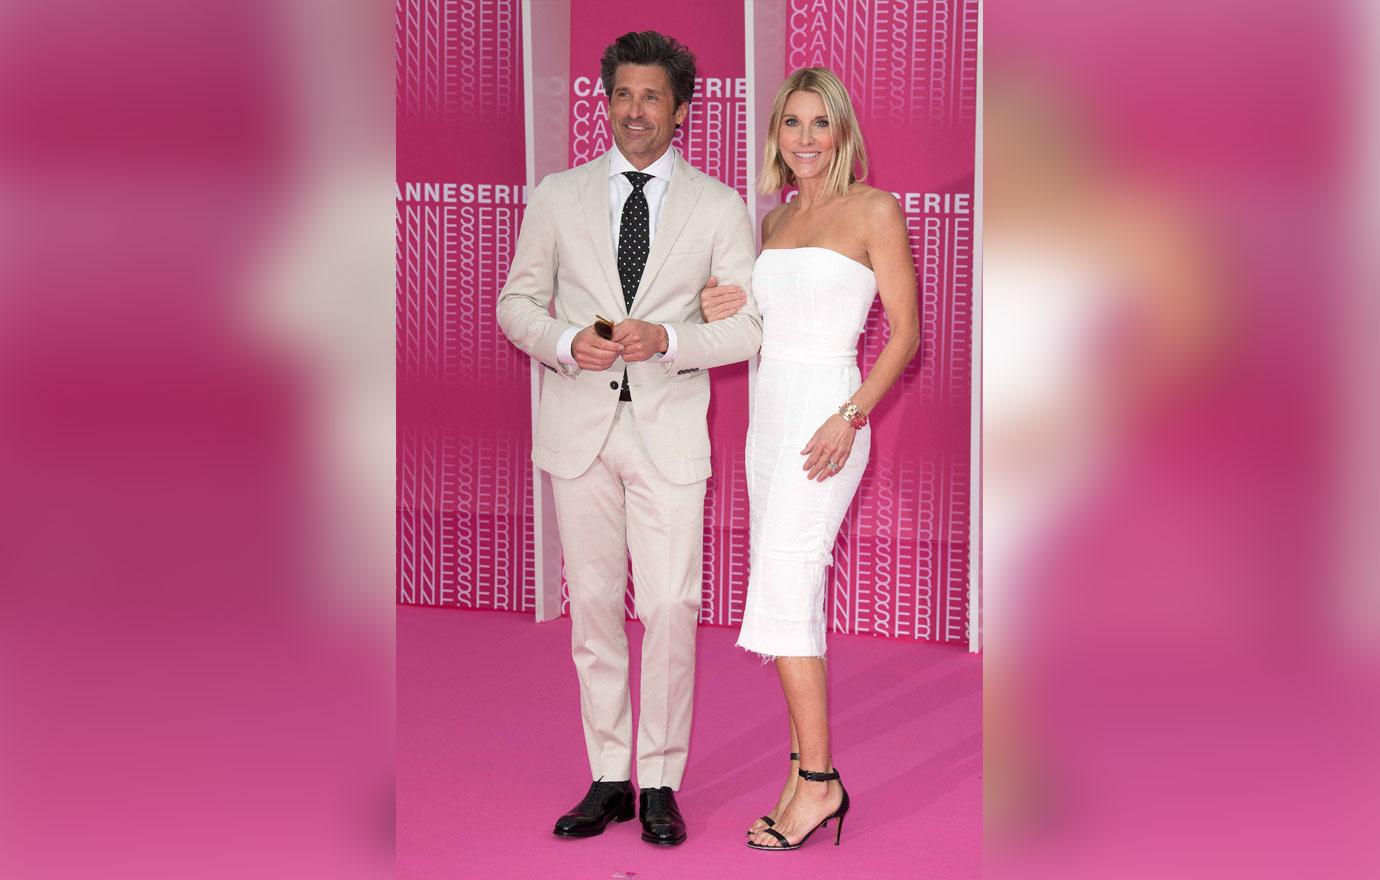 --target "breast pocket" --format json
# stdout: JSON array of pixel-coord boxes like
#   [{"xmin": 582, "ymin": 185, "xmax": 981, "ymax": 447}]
[{"xmin": 665, "ymin": 246, "xmax": 712, "ymax": 281}]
